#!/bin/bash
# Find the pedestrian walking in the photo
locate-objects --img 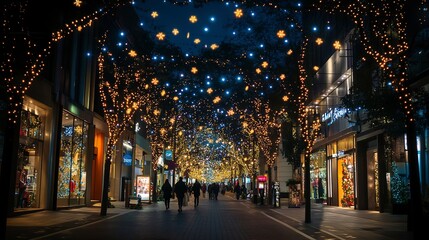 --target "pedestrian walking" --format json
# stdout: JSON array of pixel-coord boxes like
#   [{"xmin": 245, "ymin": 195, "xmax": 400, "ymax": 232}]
[
  {"xmin": 234, "ymin": 183, "xmax": 241, "ymax": 200},
  {"xmin": 192, "ymin": 179, "xmax": 202, "ymax": 207},
  {"xmin": 161, "ymin": 179, "xmax": 172, "ymax": 210},
  {"xmin": 174, "ymin": 177, "xmax": 187, "ymax": 212},
  {"xmin": 202, "ymin": 183, "xmax": 207, "ymax": 198}
]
